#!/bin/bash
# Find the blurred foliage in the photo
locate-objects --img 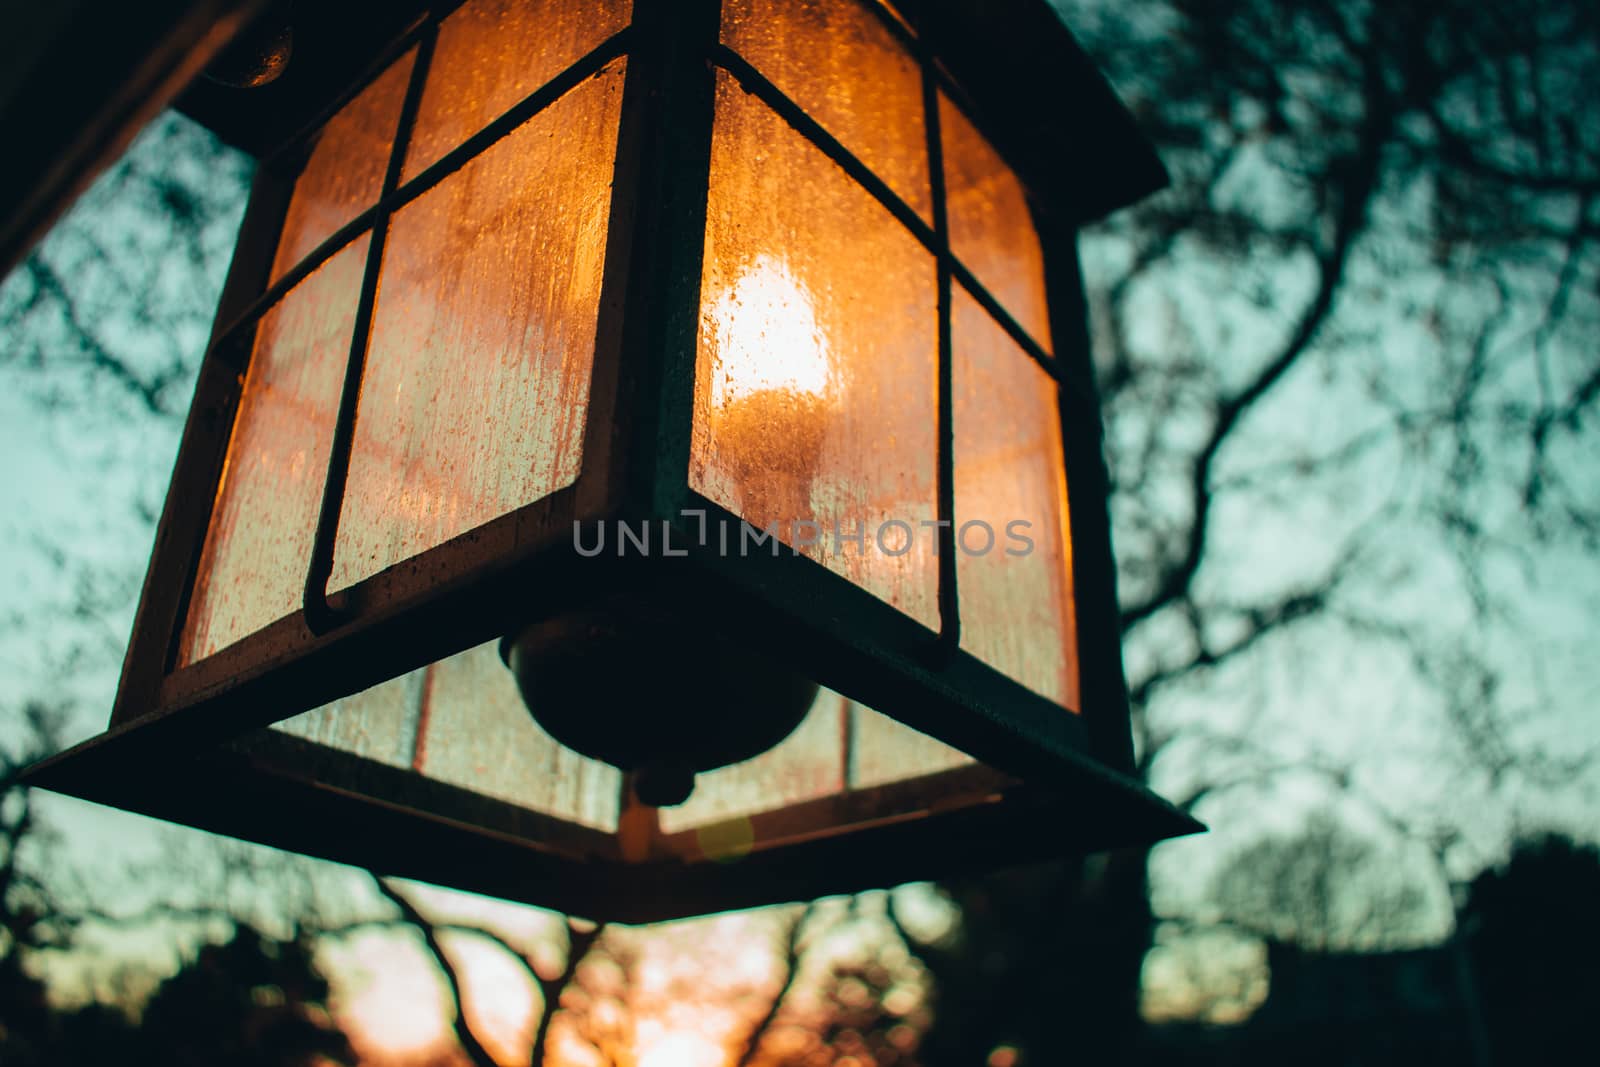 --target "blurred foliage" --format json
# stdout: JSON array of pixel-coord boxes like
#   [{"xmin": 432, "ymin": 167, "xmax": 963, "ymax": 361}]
[
  {"xmin": 904, "ymin": 0, "xmax": 1600, "ymax": 1060},
  {"xmin": 1461, "ymin": 835, "xmax": 1600, "ymax": 1064},
  {"xmin": 1, "ymin": 923, "xmax": 355, "ymax": 1067},
  {"xmin": 1208, "ymin": 814, "xmax": 1436, "ymax": 951},
  {"xmin": 134, "ymin": 924, "xmax": 356, "ymax": 1067},
  {"xmin": 0, "ymin": 114, "xmax": 248, "ymax": 420}
]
